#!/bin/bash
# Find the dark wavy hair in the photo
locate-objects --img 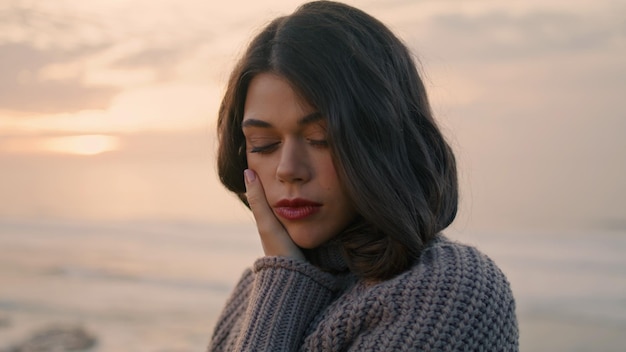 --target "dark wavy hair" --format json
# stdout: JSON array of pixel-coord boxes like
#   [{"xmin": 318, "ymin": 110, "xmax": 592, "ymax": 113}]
[{"xmin": 217, "ymin": 1, "xmax": 458, "ymax": 281}]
